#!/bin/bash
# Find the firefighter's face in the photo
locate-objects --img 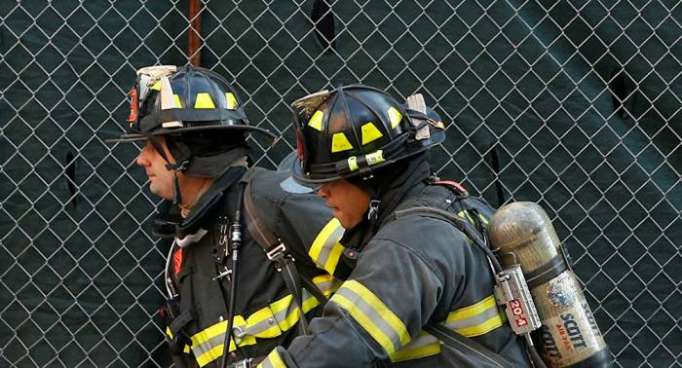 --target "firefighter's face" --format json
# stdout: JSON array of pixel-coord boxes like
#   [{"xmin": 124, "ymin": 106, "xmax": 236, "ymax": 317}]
[
  {"xmin": 317, "ymin": 179, "xmax": 370, "ymax": 229},
  {"xmin": 135, "ymin": 137, "xmax": 176, "ymax": 200}
]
